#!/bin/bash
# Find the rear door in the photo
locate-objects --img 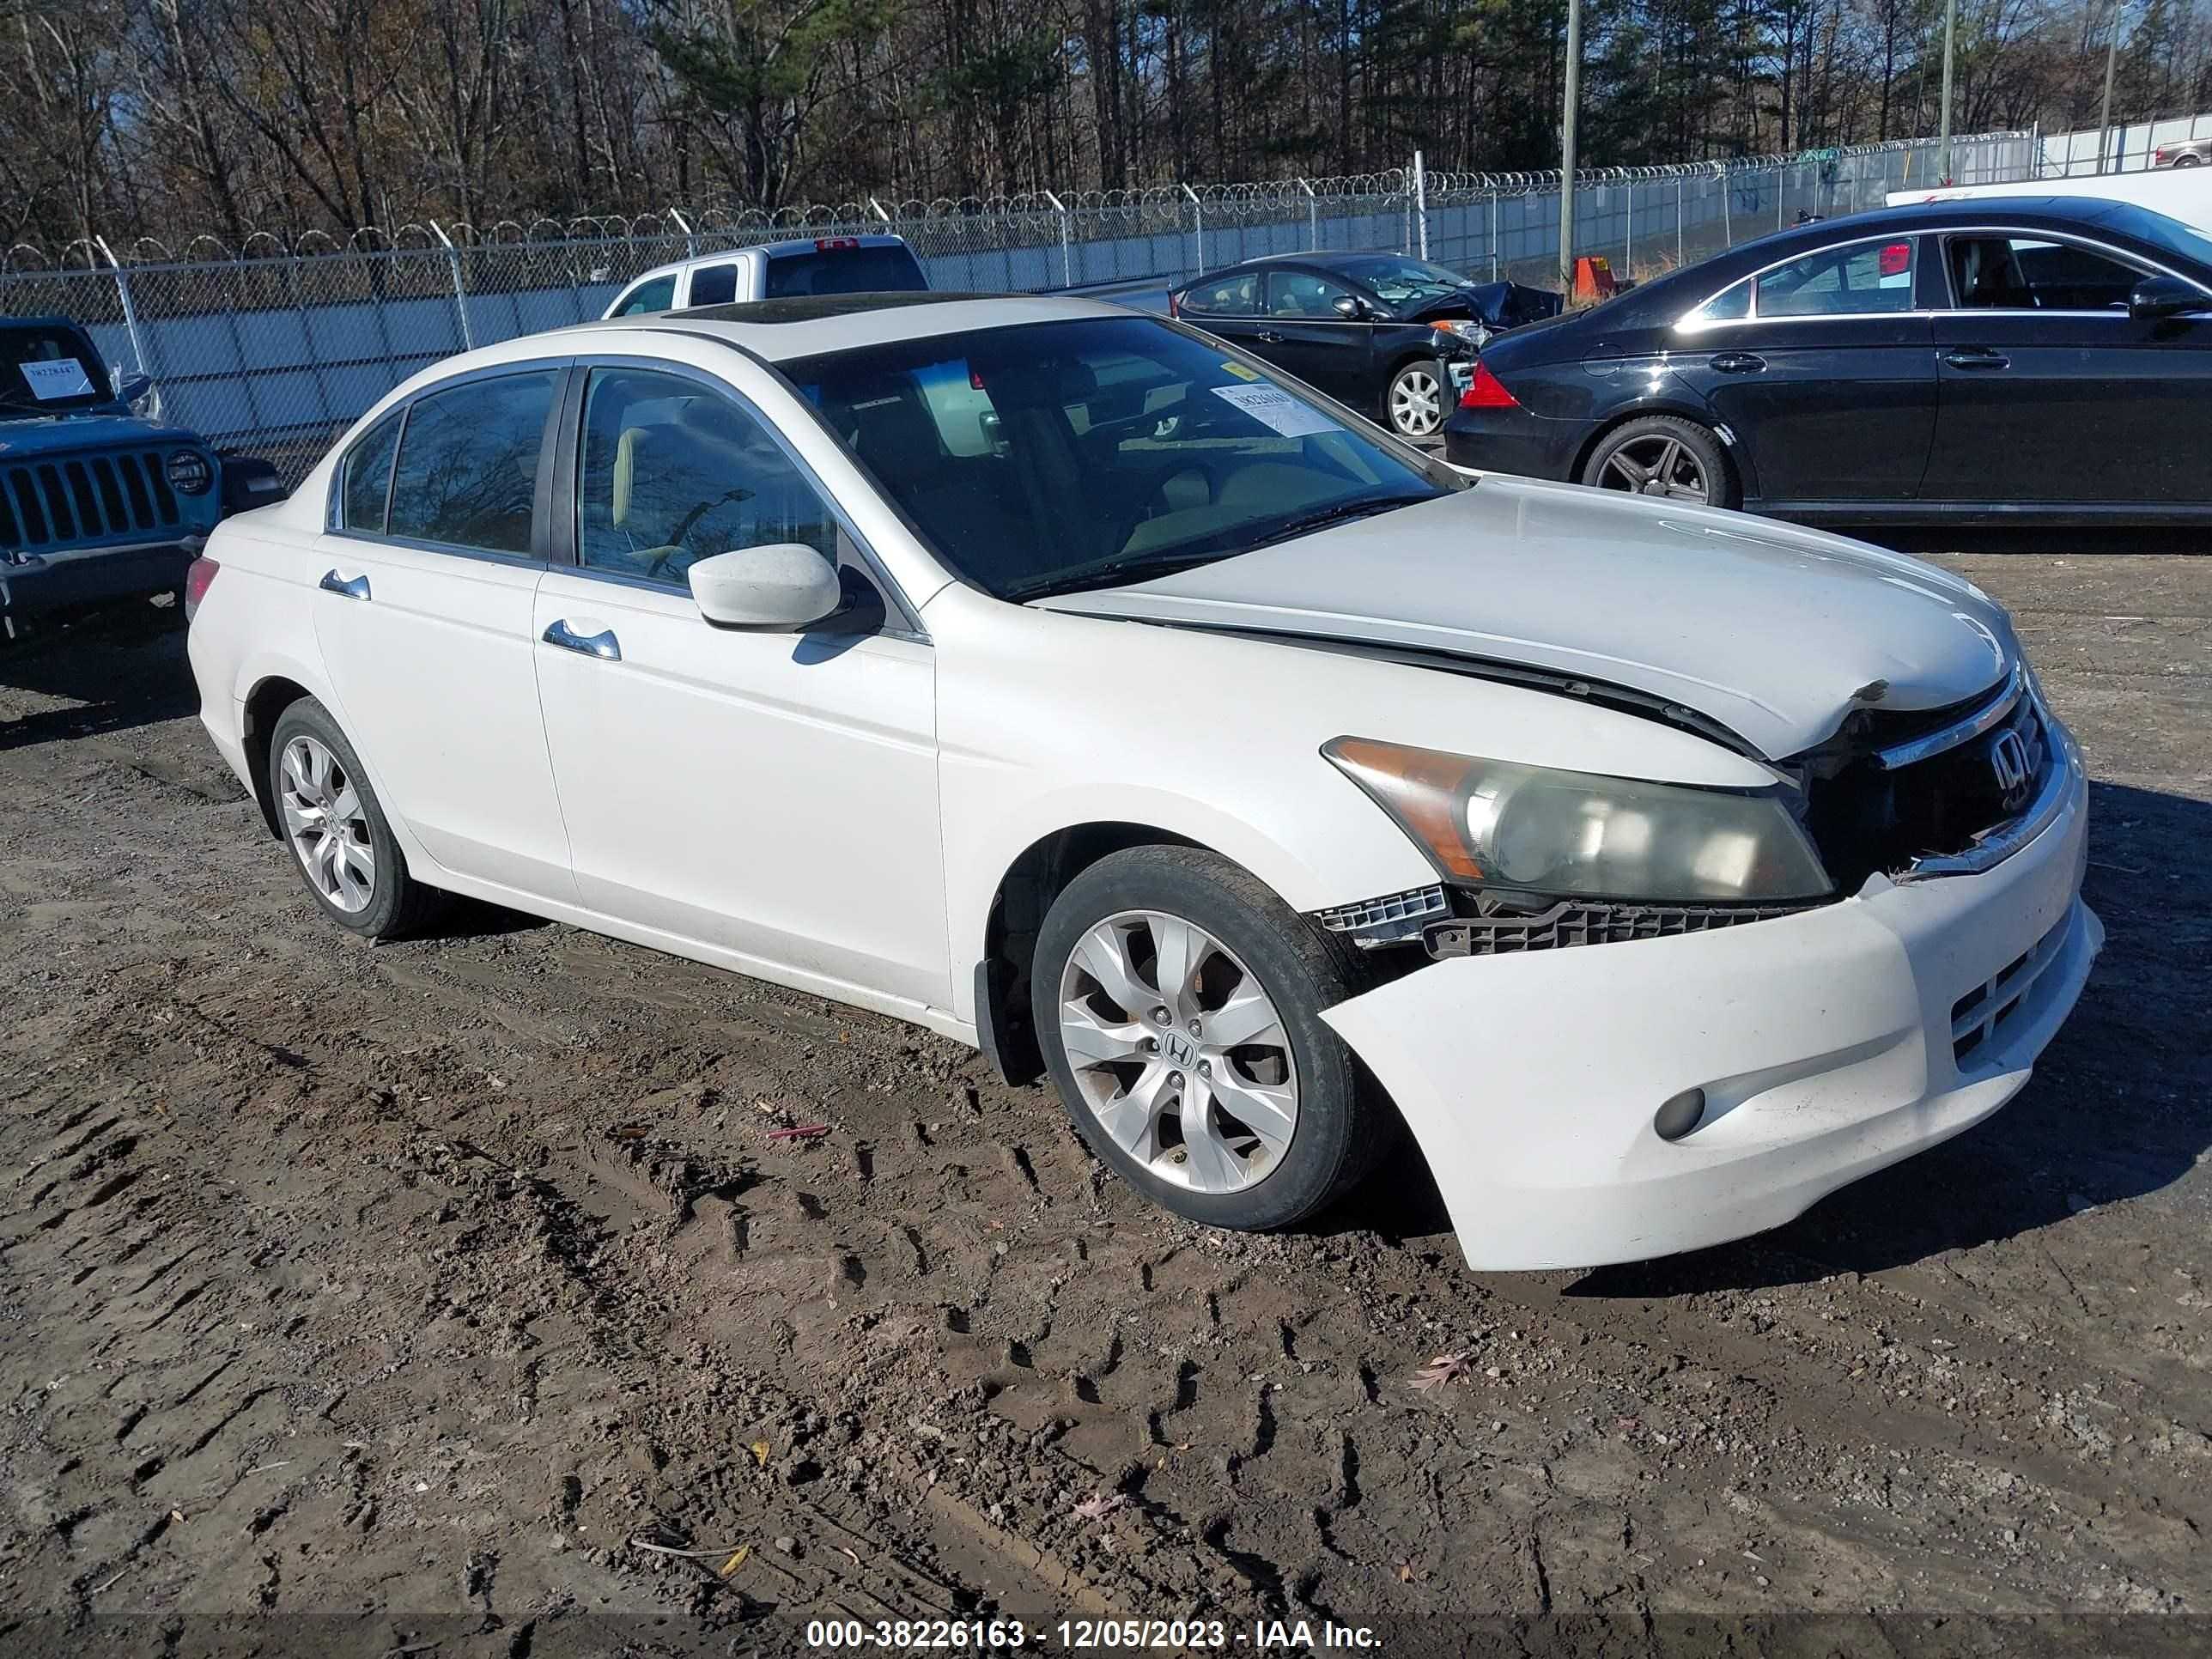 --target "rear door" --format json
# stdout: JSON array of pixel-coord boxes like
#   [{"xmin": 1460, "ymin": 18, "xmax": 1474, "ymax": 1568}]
[
  {"xmin": 1923, "ymin": 229, "xmax": 2212, "ymax": 506},
  {"xmin": 1668, "ymin": 234, "xmax": 1936, "ymax": 506},
  {"xmin": 310, "ymin": 365, "xmax": 575, "ymax": 901},
  {"xmin": 1258, "ymin": 267, "xmax": 1376, "ymax": 401},
  {"xmin": 1173, "ymin": 270, "xmax": 1269, "ymax": 361}
]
